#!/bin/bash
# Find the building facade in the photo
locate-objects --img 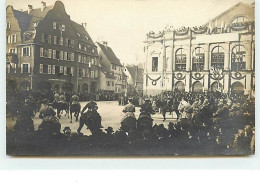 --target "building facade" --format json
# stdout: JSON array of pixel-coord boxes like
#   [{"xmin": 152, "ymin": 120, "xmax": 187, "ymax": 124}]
[
  {"xmin": 124, "ymin": 65, "xmax": 144, "ymax": 95},
  {"xmin": 6, "ymin": 1, "xmax": 99, "ymax": 92},
  {"xmin": 97, "ymin": 41, "xmax": 127, "ymax": 94},
  {"xmin": 143, "ymin": 2, "xmax": 255, "ymax": 96}
]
